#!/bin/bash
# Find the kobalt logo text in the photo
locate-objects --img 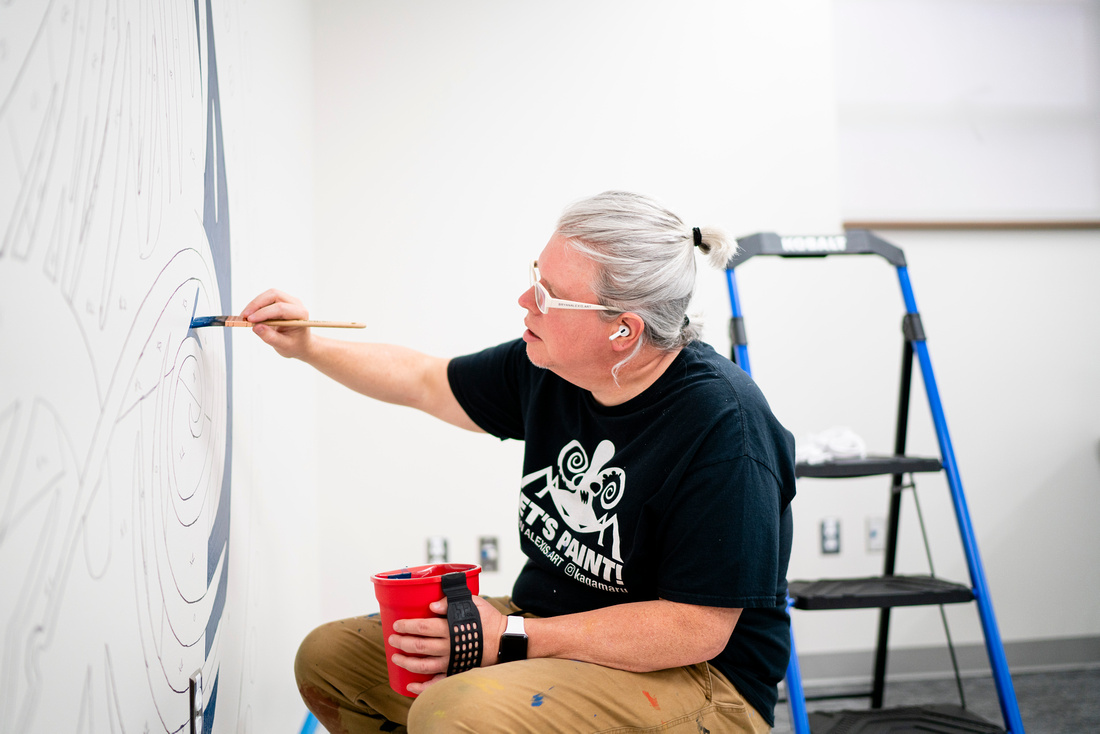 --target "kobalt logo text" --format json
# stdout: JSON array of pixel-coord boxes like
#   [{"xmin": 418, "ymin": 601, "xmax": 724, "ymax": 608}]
[{"xmin": 780, "ymin": 235, "xmax": 847, "ymax": 253}]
